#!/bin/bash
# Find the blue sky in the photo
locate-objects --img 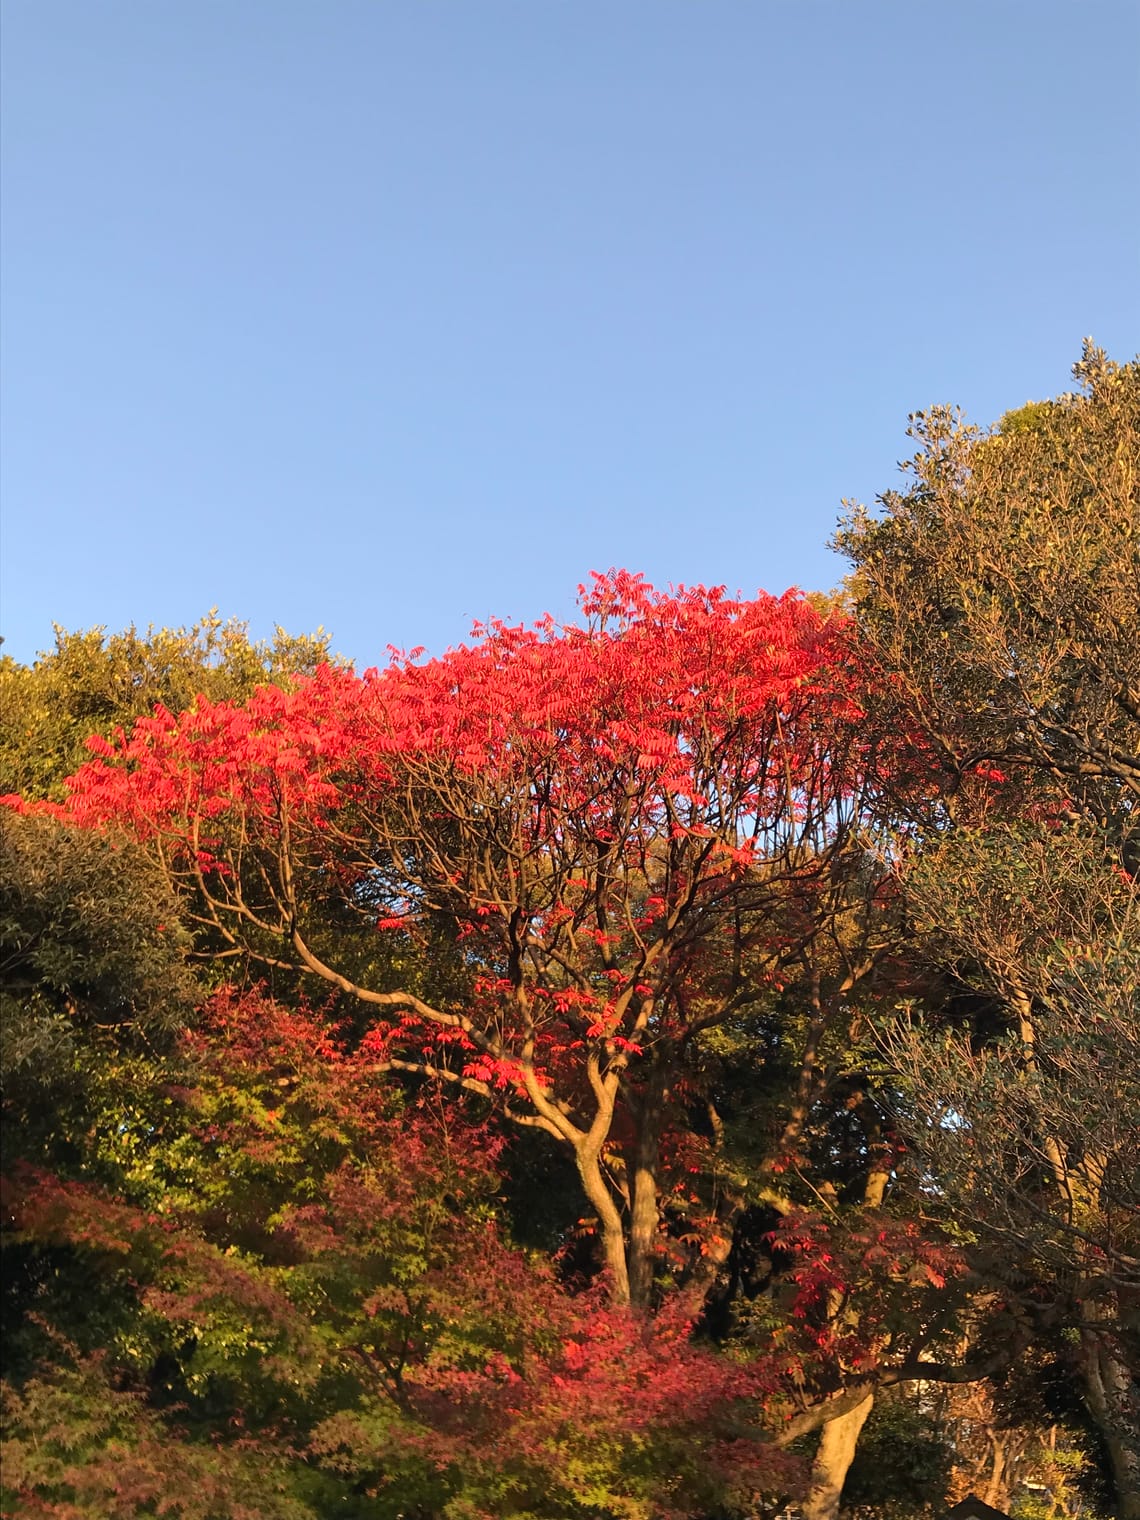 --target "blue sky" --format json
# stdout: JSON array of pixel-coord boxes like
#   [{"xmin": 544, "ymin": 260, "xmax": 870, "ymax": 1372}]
[{"xmin": 2, "ymin": 2, "xmax": 1137, "ymax": 667}]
